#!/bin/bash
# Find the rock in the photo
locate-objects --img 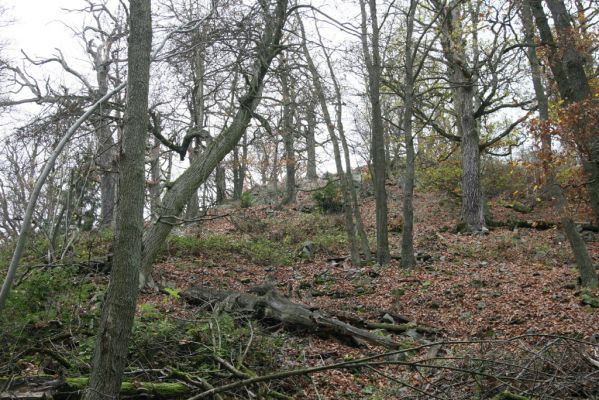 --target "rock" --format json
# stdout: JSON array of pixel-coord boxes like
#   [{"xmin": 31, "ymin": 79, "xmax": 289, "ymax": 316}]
[
  {"xmin": 382, "ymin": 313, "xmax": 395, "ymax": 324},
  {"xmin": 479, "ymin": 261, "xmax": 488, "ymax": 268},
  {"xmin": 499, "ymin": 263, "xmax": 509, "ymax": 273},
  {"xmin": 582, "ymin": 231, "xmax": 596, "ymax": 242},
  {"xmin": 554, "ymin": 232, "xmax": 566, "ymax": 244},
  {"xmin": 298, "ymin": 241, "xmax": 314, "ymax": 261}
]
